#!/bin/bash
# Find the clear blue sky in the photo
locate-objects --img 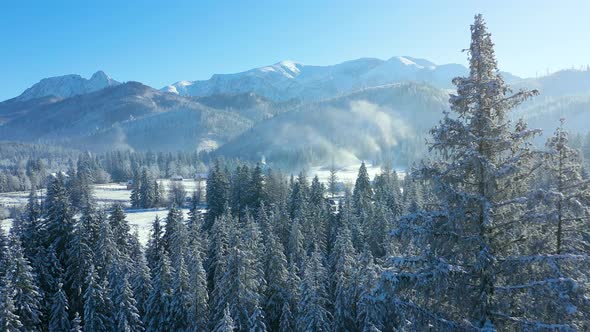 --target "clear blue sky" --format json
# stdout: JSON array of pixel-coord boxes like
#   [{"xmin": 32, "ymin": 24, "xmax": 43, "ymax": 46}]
[{"xmin": 1, "ymin": 0, "xmax": 588, "ymax": 100}]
